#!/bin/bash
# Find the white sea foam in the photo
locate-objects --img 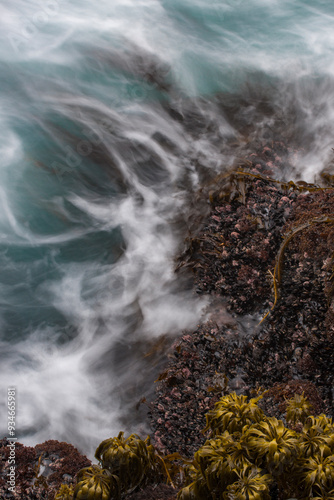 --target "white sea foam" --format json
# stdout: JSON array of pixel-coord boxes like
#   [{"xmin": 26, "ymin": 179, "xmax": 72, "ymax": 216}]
[{"xmin": 1, "ymin": 0, "xmax": 334, "ymax": 458}]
